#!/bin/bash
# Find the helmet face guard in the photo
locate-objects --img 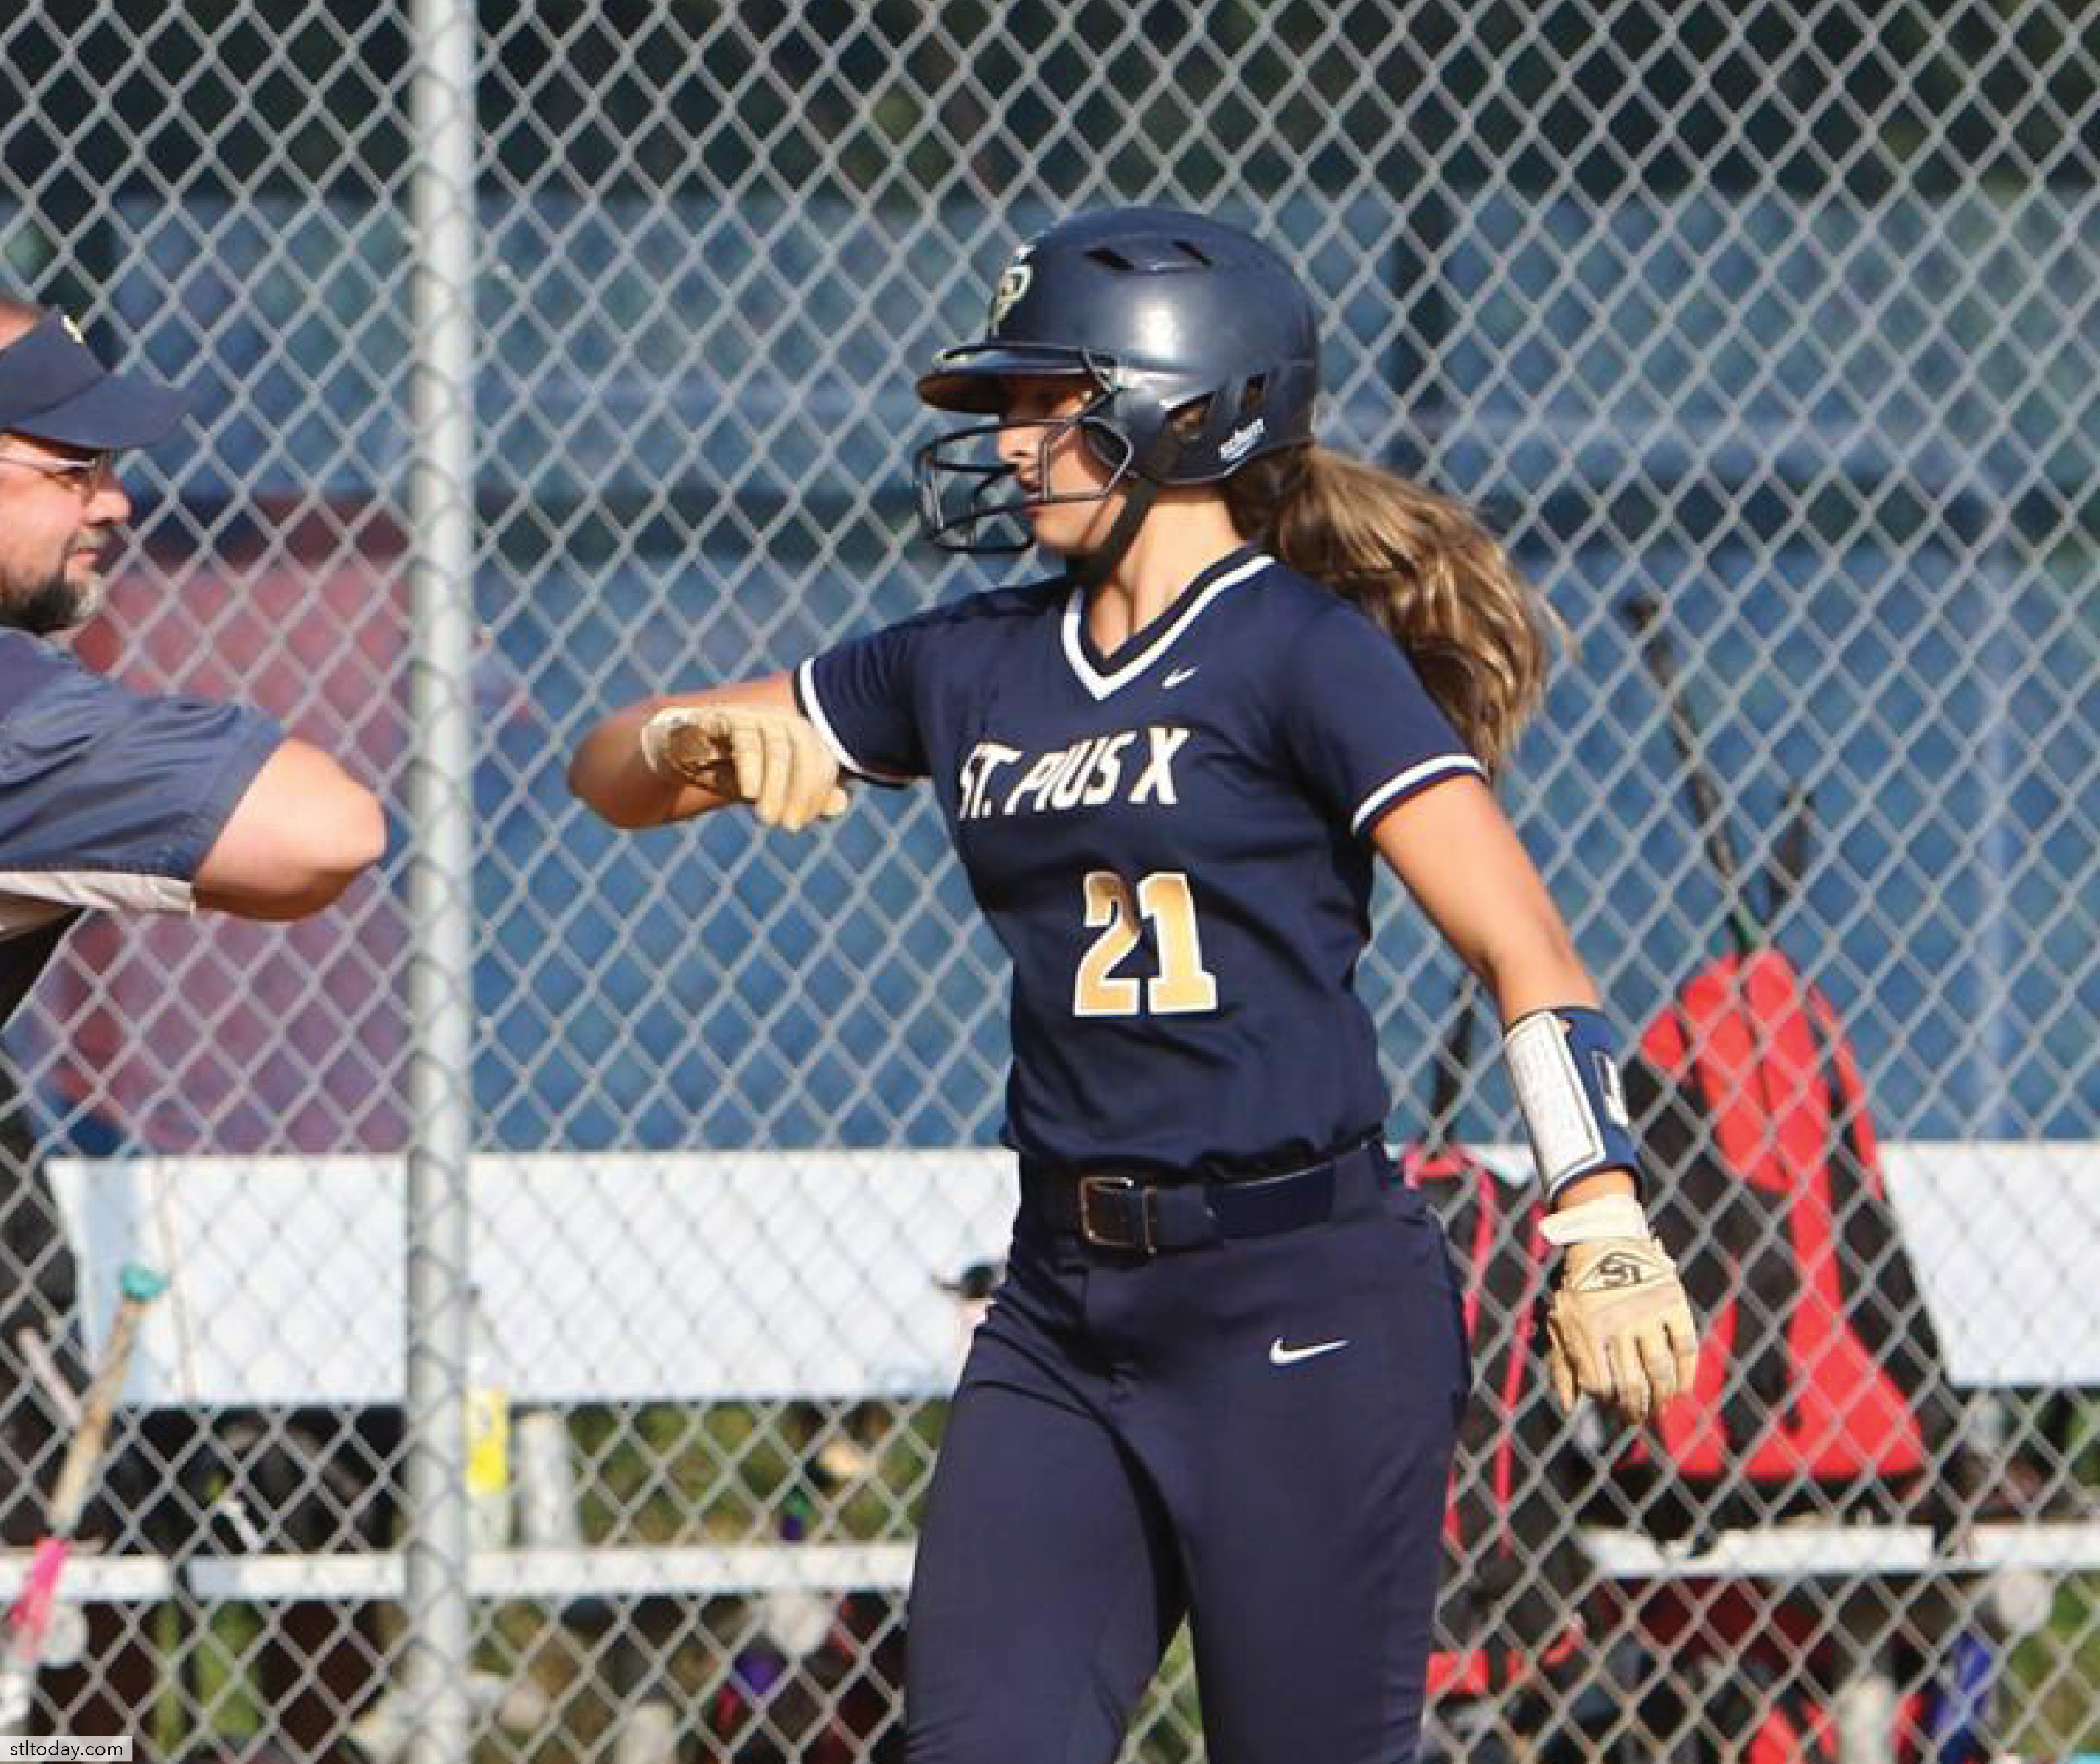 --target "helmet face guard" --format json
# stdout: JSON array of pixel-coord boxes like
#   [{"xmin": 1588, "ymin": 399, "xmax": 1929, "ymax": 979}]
[
  {"xmin": 913, "ymin": 389, "xmax": 1138, "ymax": 555},
  {"xmin": 913, "ymin": 208, "xmax": 1320, "ymax": 564}
]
